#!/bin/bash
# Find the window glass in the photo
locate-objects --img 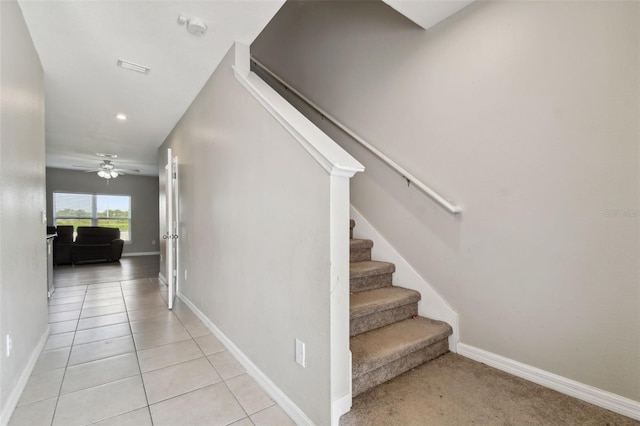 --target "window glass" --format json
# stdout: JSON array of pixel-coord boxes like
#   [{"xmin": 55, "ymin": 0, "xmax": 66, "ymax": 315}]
[
  {"xmin": 53, "ymin": 192, "xmax": 132, "ymax": 241},
  {"xmin": 54, "ymin": 193, "xmax": 92, "ymax": 218},
  {"xmin": 96, "ymin": 195, "xmax": 131, "ymax": 240}
]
